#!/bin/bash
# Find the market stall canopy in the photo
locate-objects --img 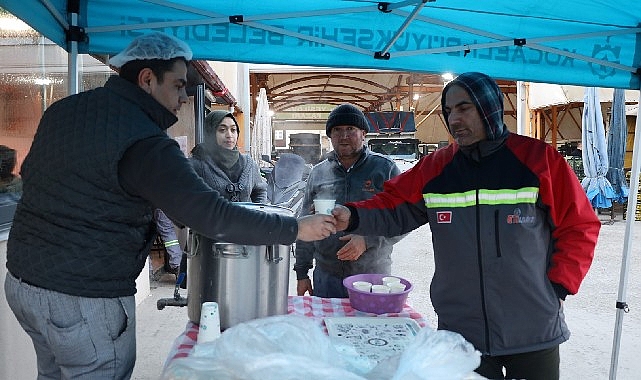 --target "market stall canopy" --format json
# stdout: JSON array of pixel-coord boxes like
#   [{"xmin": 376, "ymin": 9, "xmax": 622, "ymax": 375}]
[
  {"xmin": 1, "ymin": 2, "xmax": 640, "ymax": 378},
  {"xmin": 527, "ymin": 84, "xmax": 639, "ymax": 144},
  {"xmin": 529, "ymin": 84, "xmax": 640, "ymax": 109},
  {"xmin": 1, "ymin": 0, "xmax": 639, "ymax": 90}
]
